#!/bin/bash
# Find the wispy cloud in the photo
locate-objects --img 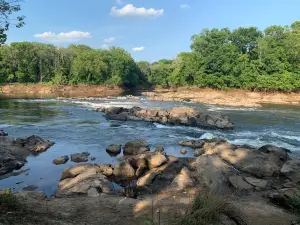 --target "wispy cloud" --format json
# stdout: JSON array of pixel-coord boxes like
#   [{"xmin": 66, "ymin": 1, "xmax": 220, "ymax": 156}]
[
  {"xmin": 132, "ymin": 46, "xmax": 145, "ymax": 52},
  {"xmin": 111, "ymin": 4, "xmax": 164, "ymax": 18},
  {"xmin": 34, "ymin": 31, "xmax": 92, "ymax": 43},
  {"xmin": 180, "ymin": 4, "xmax": 191, "ymax": 9},
  {"xmin": 104, "ymin": 37, "xmax": 116, "ymax": 43}
]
